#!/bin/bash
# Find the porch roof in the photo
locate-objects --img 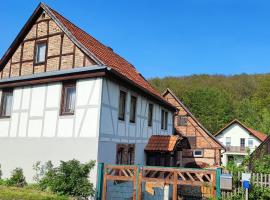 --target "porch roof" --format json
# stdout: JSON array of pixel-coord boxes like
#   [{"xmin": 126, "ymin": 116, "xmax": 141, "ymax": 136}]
[{"xmin": 145, "ymin": 135, "xmax": 181, "ymax": 152}]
